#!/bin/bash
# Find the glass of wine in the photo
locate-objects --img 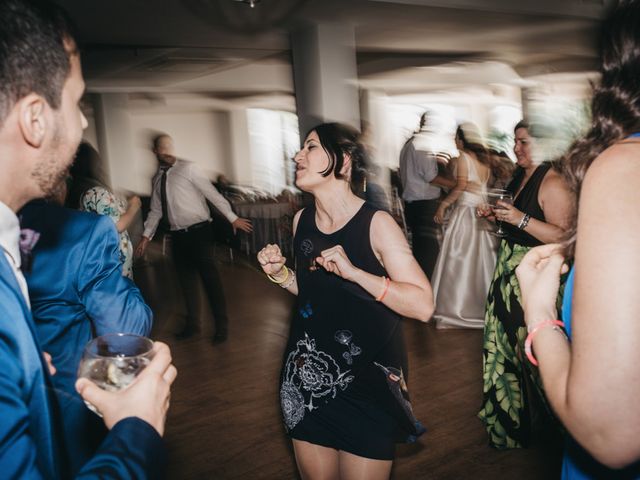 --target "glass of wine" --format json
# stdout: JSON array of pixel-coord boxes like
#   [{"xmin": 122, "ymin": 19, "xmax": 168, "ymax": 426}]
[
  {"xmin": 77, "ymin": 333, "xmax": 154, "ymax": 416},
  {"xmin": 487, "ymin": 189, "xmax": 514, "ymax": 237}
]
